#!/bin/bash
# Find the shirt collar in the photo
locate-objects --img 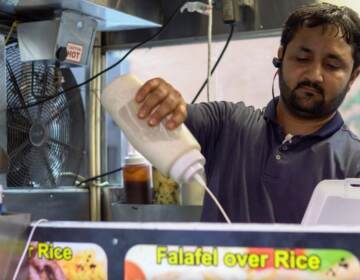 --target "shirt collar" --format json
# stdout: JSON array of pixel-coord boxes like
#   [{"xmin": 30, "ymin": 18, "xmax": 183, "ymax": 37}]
[
  {"xmin": 263, "ymin": 97, "xmax": 344, "ymax": 139},
  {"xmin": 263, "ymin": 97, "xmax": 278, "ymax": 123}
]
